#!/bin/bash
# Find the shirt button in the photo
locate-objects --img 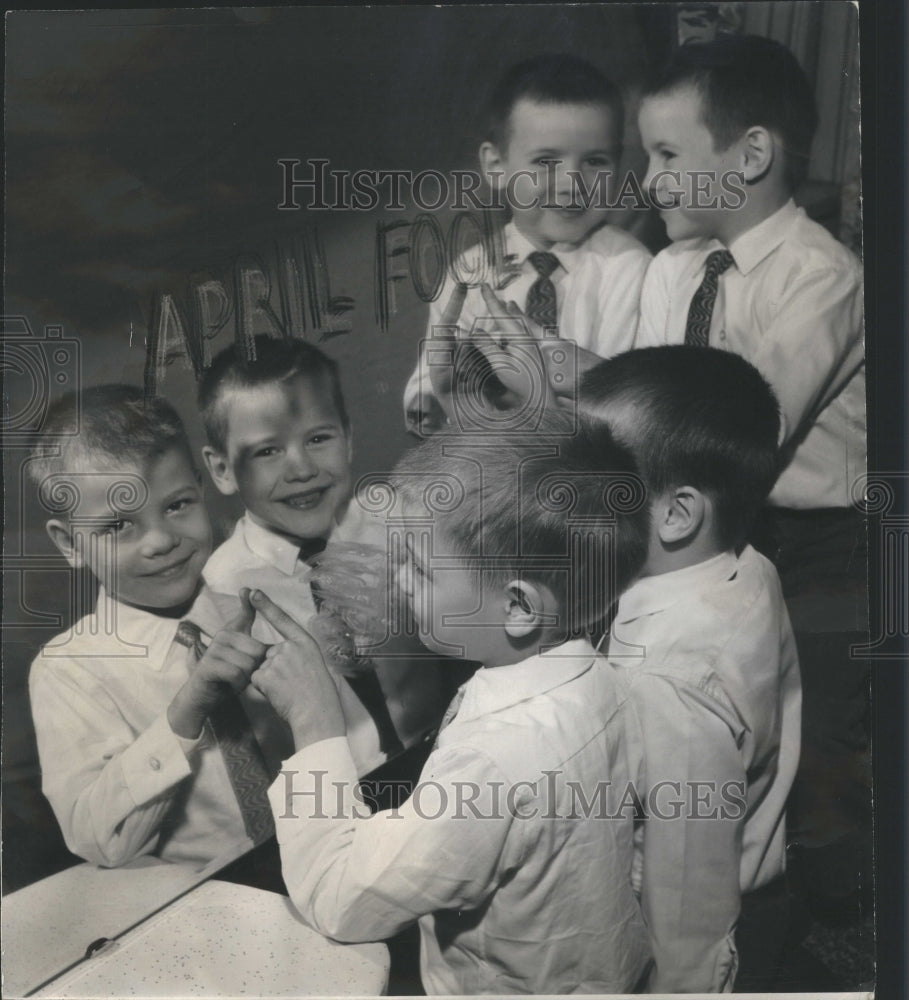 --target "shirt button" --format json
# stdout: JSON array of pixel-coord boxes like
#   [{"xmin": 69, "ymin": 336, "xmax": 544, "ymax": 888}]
[
  {"xmin": 148, "ymin": 756, "xmax": 161, "ymax": 771},
  {"xmin": 718, "ymin": 329, "xmax": 727, "ymax": 341}
]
